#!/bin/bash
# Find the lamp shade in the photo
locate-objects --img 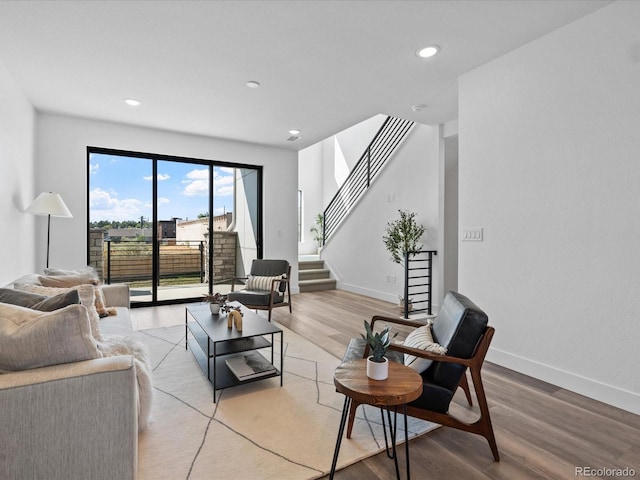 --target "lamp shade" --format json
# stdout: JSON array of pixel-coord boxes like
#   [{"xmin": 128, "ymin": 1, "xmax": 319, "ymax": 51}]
[{"xmin": 26, "ymin": 192, "xmax": 73, "ymax": 218}]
